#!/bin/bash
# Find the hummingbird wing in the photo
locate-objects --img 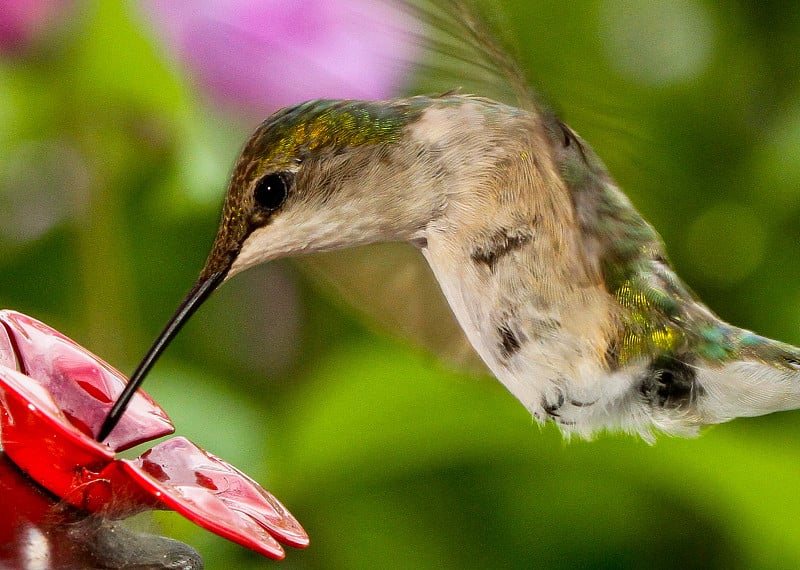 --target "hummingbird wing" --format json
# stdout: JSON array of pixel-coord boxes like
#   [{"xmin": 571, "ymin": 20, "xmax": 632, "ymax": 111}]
[
  {"xmin": 404, "ymin": 0, "xmax": 538, "ymax": 110},
  {"xmin": 297, "ymin": 243, "xmax": 487, "ymax": 373},
  {"xmin": 295, "ymin": 0, "xmax": 543, "ymax": 374}
]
